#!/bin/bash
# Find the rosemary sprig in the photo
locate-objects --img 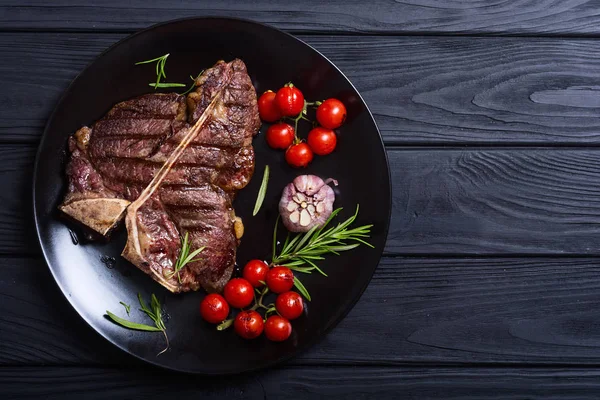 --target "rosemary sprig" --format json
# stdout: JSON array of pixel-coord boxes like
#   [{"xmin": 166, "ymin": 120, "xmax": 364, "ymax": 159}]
[
  {"xmin": 168, "ymin": 232, "xmax": 204, "ymax": 283},
  {"xmin": 138, "ymin": 293, "xmax": 169, "ymax": 355},
  {"xmin": 135, "ymin": 53, "xmax": 186, "ymax": 91},
  {"xmin": 106, "ymin": 293, "xmax": 169, "ymax": 355},
  {"xmin": 253, "ymin": 165, "xmax": 270, "ymax": 216},
  {"xmin": 136, "ymin": 53, "xmax": 169, "ymax": 89},
  {"xmin": 180, "ymin": 71, "xmax": 204, "ymax": 96},
  {"xmin": 272, "ymin": 205, "xmax": 373, "ymax": 275}
]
